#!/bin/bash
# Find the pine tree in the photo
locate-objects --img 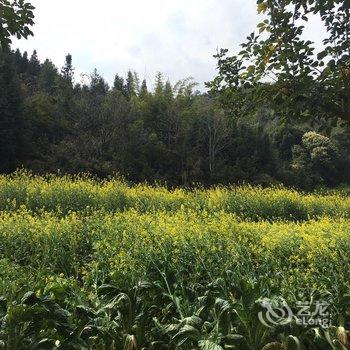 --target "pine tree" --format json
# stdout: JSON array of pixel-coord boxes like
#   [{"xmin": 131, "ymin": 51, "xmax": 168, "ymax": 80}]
[
  {"xmin": 13, "ymin": 49, "xmax": 23, "ymax": 72},
  {"xmin": 61, "ymin": 54, "xmax": 74, "ymax": 86},
  {"xmin": 90, "ymin": 68, "xmax": 109, "ymax": 95},
  {"xmin": 164, "ymin": 80, "xmax": 173, "ymax": 100},
  {"xmin": 113, "ymin": 74, "xmax": 125, "ymax": 94},
  {"xmin": 56, "ymin": 54, "xmax": 76, "ymax": 126},
  {"xmin": 12, "ymin": 49, "xmax": 29, "ymax": 85},
  {"xmin": 21, "ymin": 51, "xmax": 29, "ymax": 74},
  {"xmin": 126, "ymin": 70, "xmax": 135, "ymax": 97},
  {"xmin": 27, "ymin": 49, "xmax": 41, "ymax": 87},
  {"xmin": 0, "ymin": 48, "xmax": 25, "ymax": 171},
  {"xmin": 154, "ymin": 72, "xmax": 164, "ymax": 96},
  {"xmin": 133, "ymin": 71, "xmax": 140, "ymax": 95},
  {"xmin": 140, "ymin": 79, "xmax": 148, "ymax": 99},
  {"xmin": 38, "ymin": 59, "xmax": 58, "ymax": 94}
]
